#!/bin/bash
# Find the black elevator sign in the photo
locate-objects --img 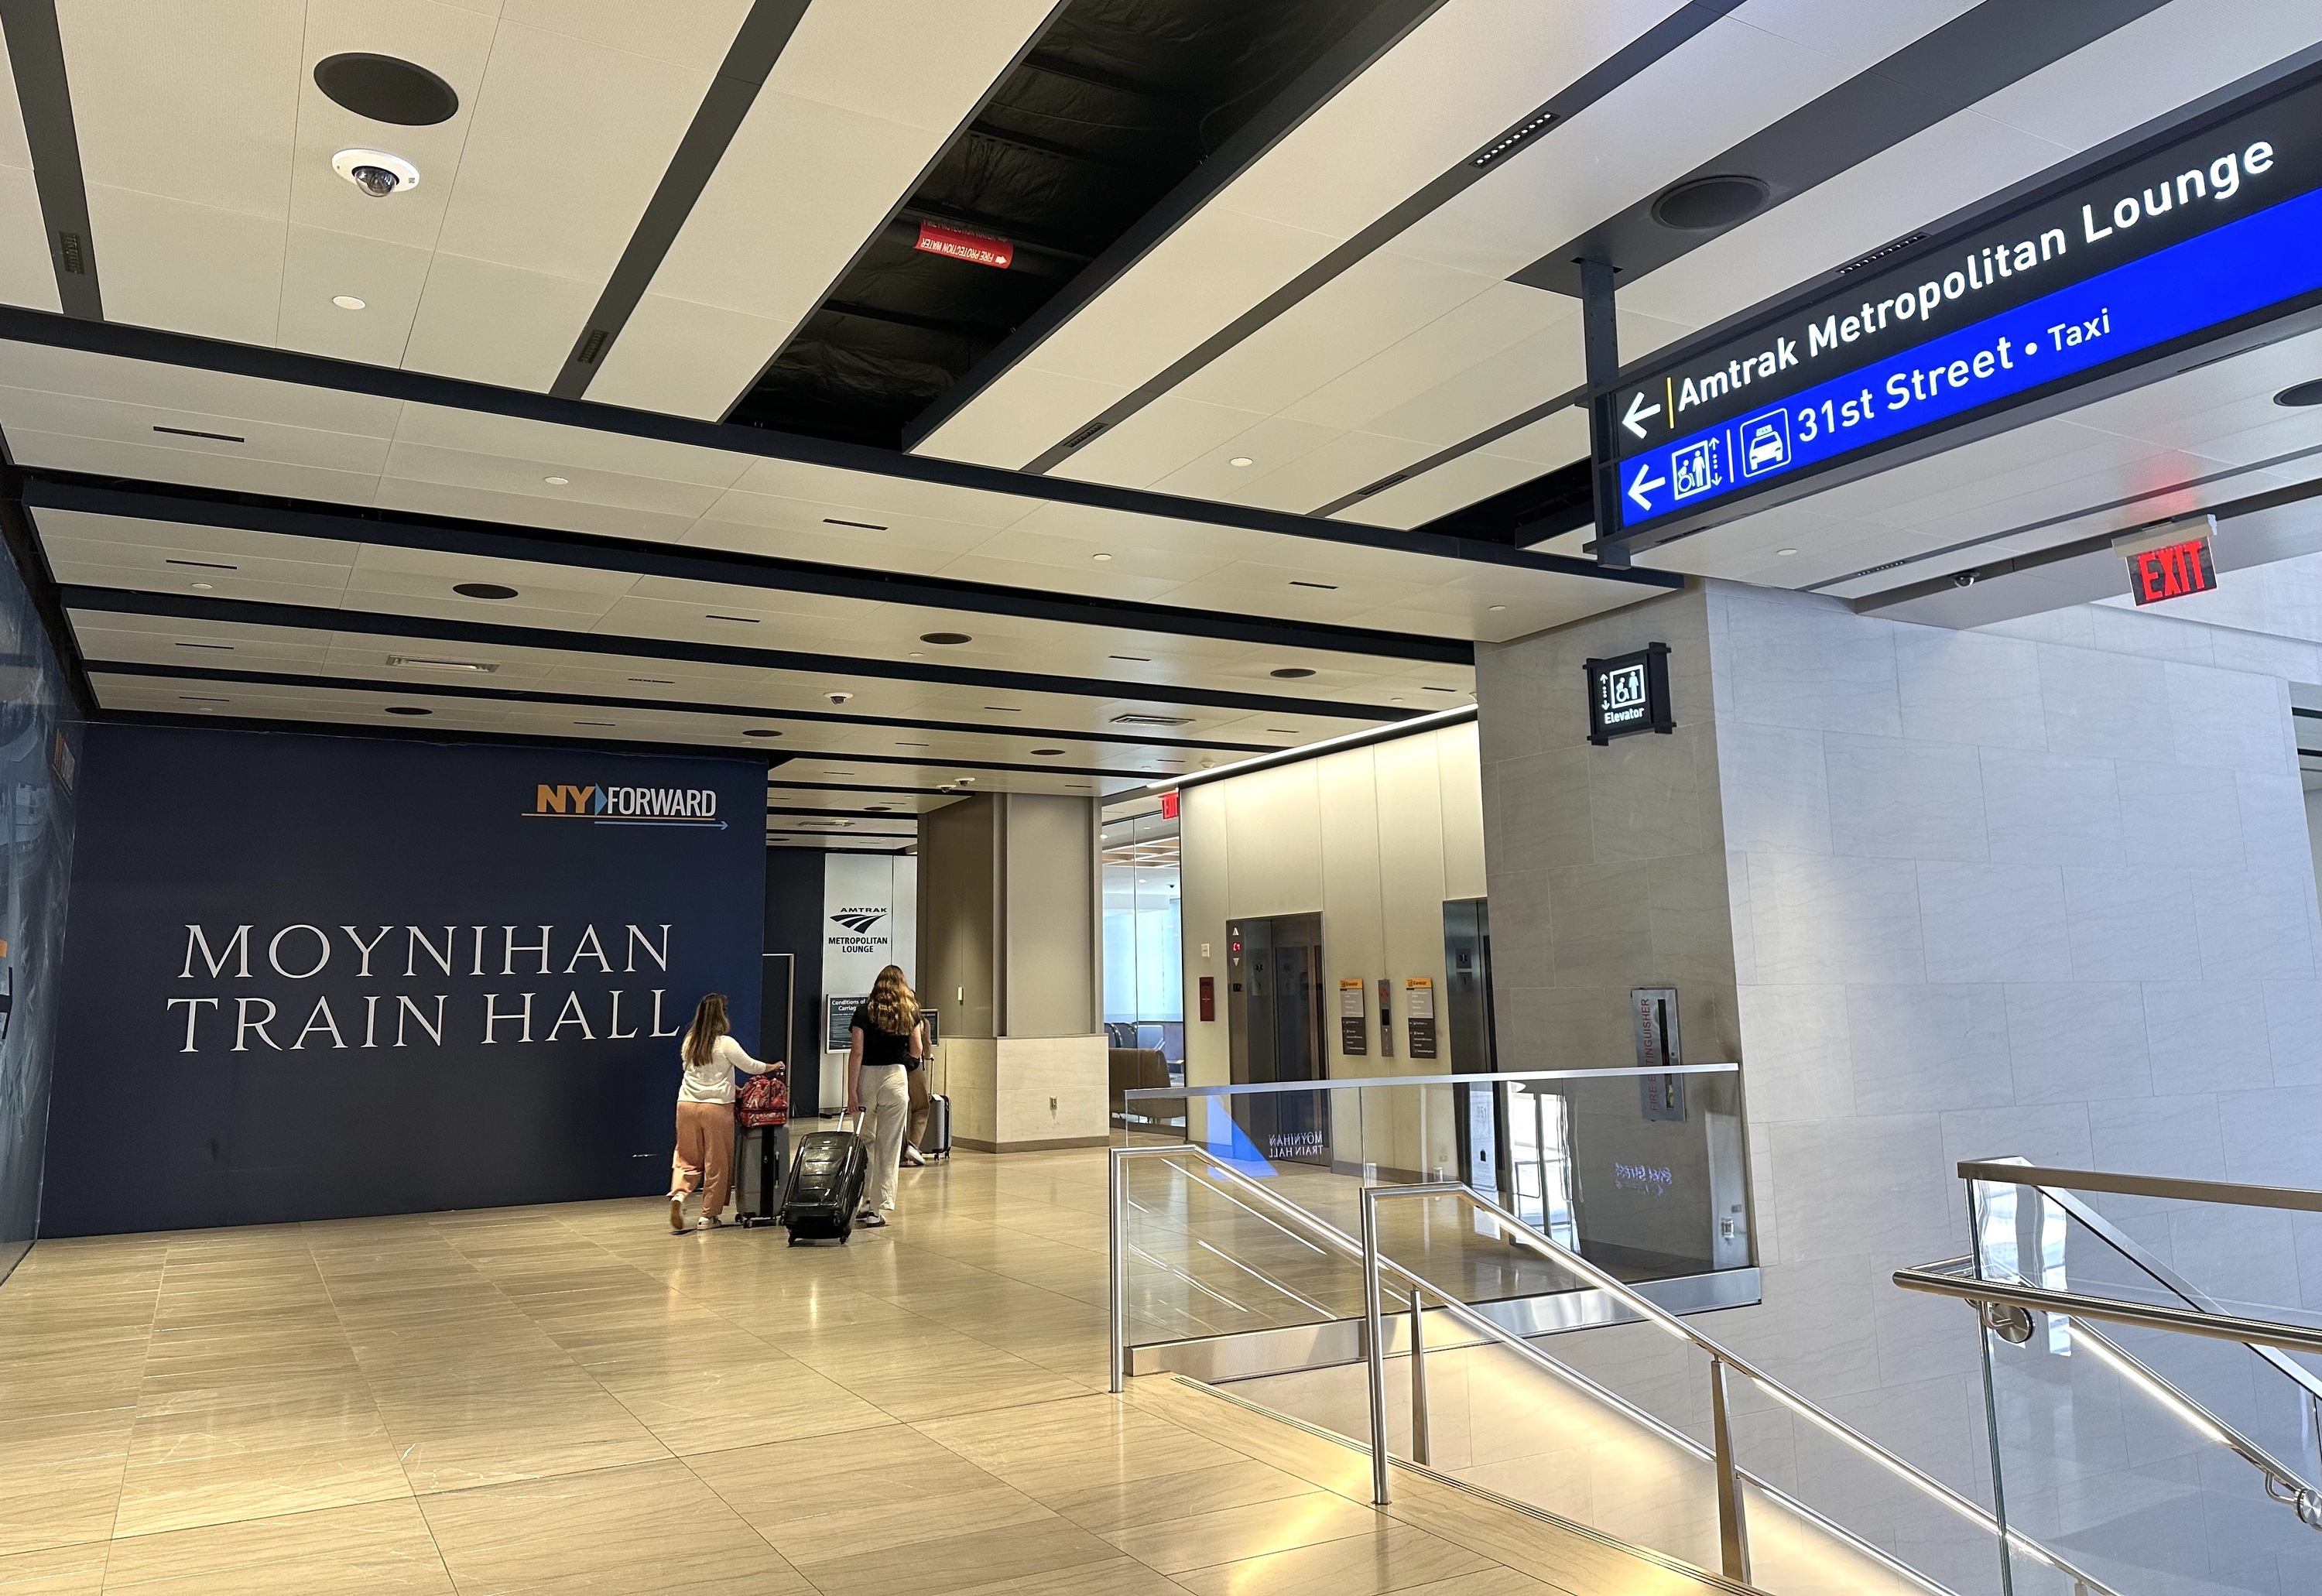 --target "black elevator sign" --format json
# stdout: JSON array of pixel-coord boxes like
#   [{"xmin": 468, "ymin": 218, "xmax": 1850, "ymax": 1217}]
[
  {"xmin": 1586, "ymin": 643, "xmax": 1673, "ymax": 745},
  {"xmin": 1607, "ymin": 67, "xmax": 2322, "ymax": 540}
]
